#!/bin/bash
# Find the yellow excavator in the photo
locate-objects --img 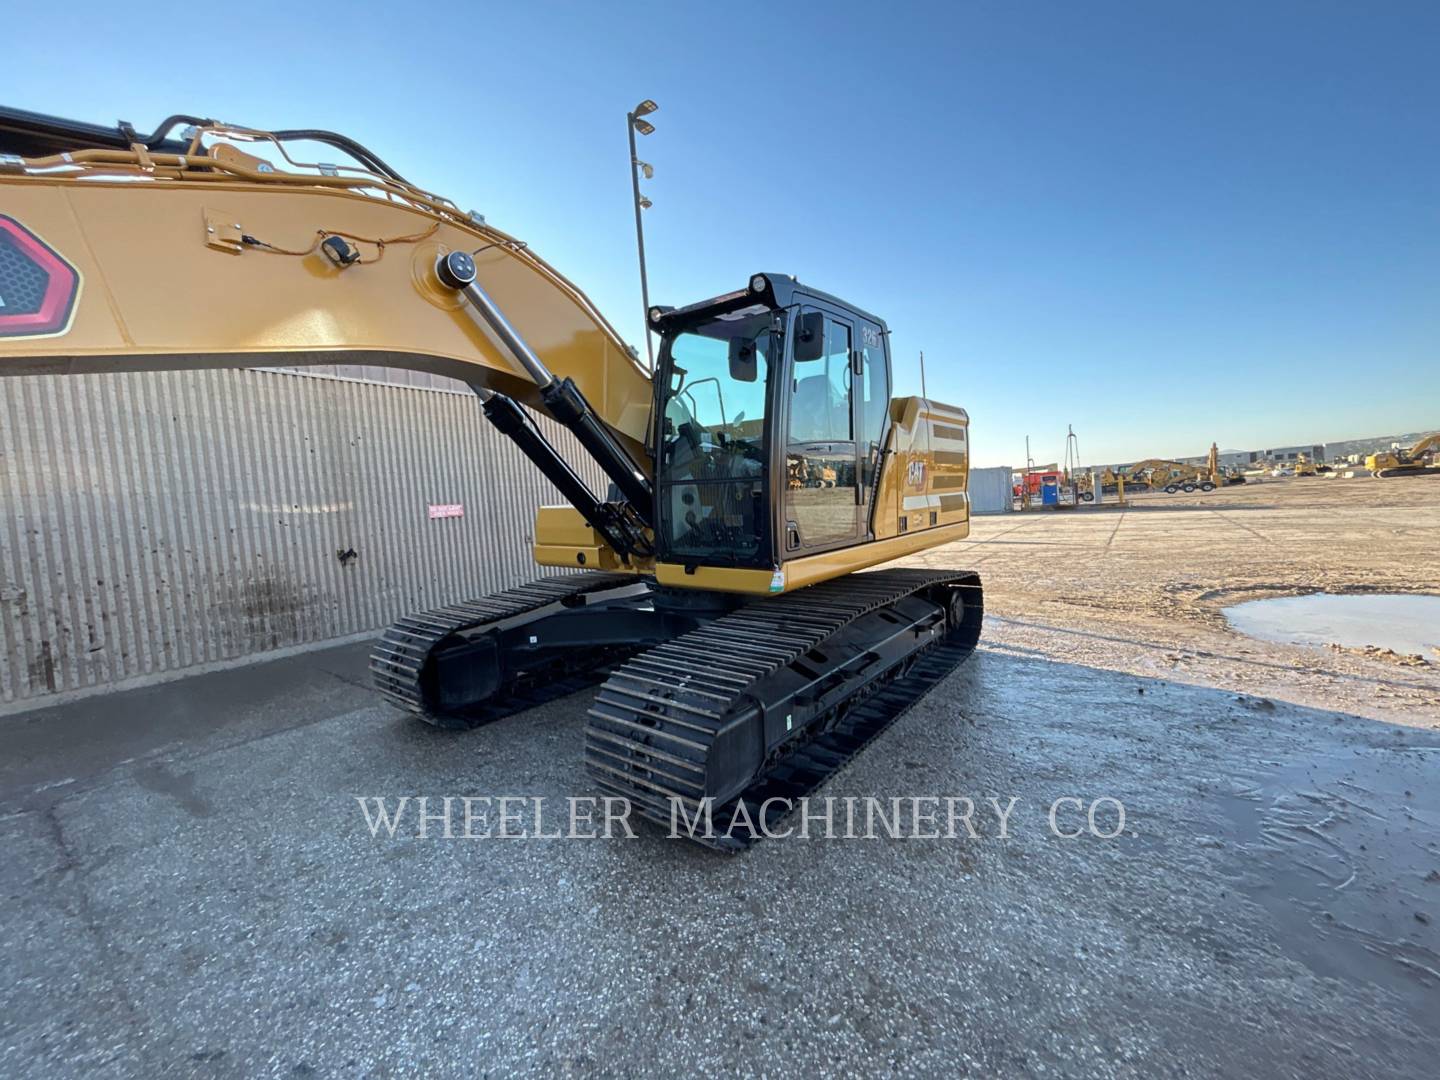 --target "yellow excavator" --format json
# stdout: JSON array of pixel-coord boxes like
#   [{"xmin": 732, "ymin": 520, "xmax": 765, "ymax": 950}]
[
  {"xmin": 0, "ymin": 108, "xmax": 982, "ymax": 846},
  {"xmin": 1125, "ymin": 450, "xmax": 1220, "ymax": 494},
  {"xmin": 1074, "ymin": 467, "xmax": 1123, "ymax": 501},
  {"xmin": 1366, "ymin": 434, "xmax": 1440, "ymax": 478}
]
